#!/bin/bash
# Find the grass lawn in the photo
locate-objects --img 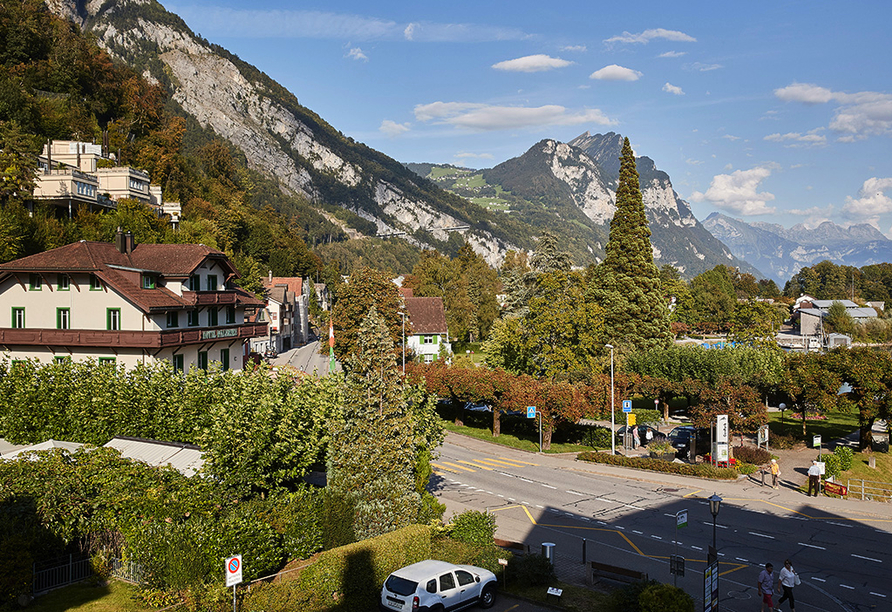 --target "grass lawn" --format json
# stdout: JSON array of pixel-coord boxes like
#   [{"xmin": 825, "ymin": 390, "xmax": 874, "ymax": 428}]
[
  {"xmin": 840, "ymin": 449, "xmax": 892, "ymax": 485},
  {"xmin": 505, "ymin": 581, "xmax": 610, "ymax": 611},
  {"xmin": 26, "ymin": 580, "xmax": 153, "ymax": 612},
  {"xmin": 443, "ymin": 420, "xmax": 602, "ymax": 454},
  {"xmin": 768, "ymin": 410, "xmax": 861, "ymax": 442}
]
